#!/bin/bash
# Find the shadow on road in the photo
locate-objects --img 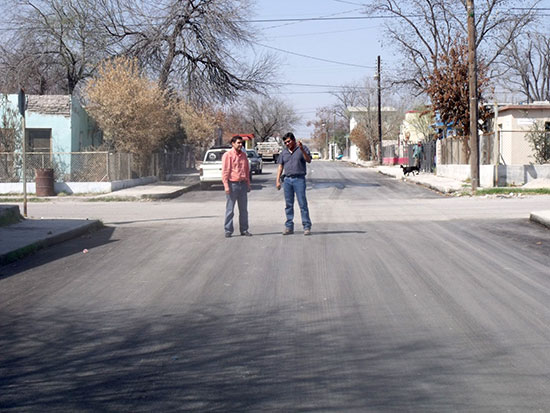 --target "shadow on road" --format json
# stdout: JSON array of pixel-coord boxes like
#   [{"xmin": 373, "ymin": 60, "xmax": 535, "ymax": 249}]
[
  {"xmin": 249, "ymin": 230, "xmax": 367, "ymax": 236},
  {"xmin": 0, "ymin": 226, "xmax": 117, "ymax": 279},
  {"xmin": 0, "ymin": 302, "xmax": 484, "ymax": 411},
  {"xmin": 109, "ymin": 216, "xmax": 217, "ymax": 225}
]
